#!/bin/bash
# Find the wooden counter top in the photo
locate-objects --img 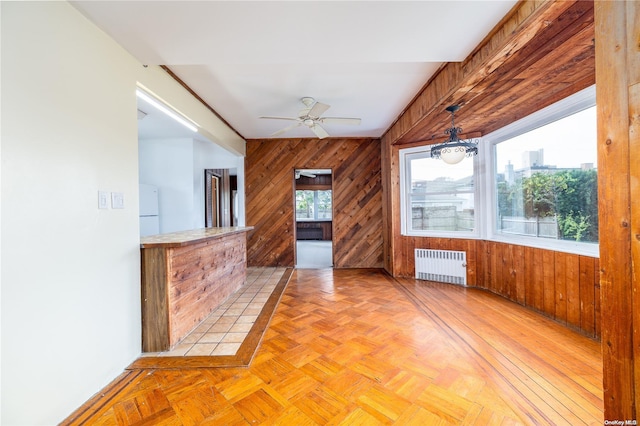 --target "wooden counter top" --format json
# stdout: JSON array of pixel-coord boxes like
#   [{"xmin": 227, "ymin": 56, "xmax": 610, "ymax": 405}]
[{"xmin": 140, "ymin": 226, "xmax": 253, "ymax": 248}]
